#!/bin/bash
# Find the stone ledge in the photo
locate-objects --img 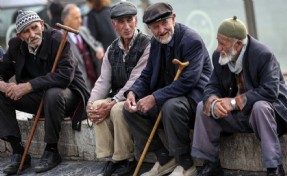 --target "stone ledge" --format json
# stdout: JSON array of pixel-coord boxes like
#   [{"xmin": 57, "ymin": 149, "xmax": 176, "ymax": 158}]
[{"xmin": 0, "ymin": 120, "xmax": 286, "ymax": 172}]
